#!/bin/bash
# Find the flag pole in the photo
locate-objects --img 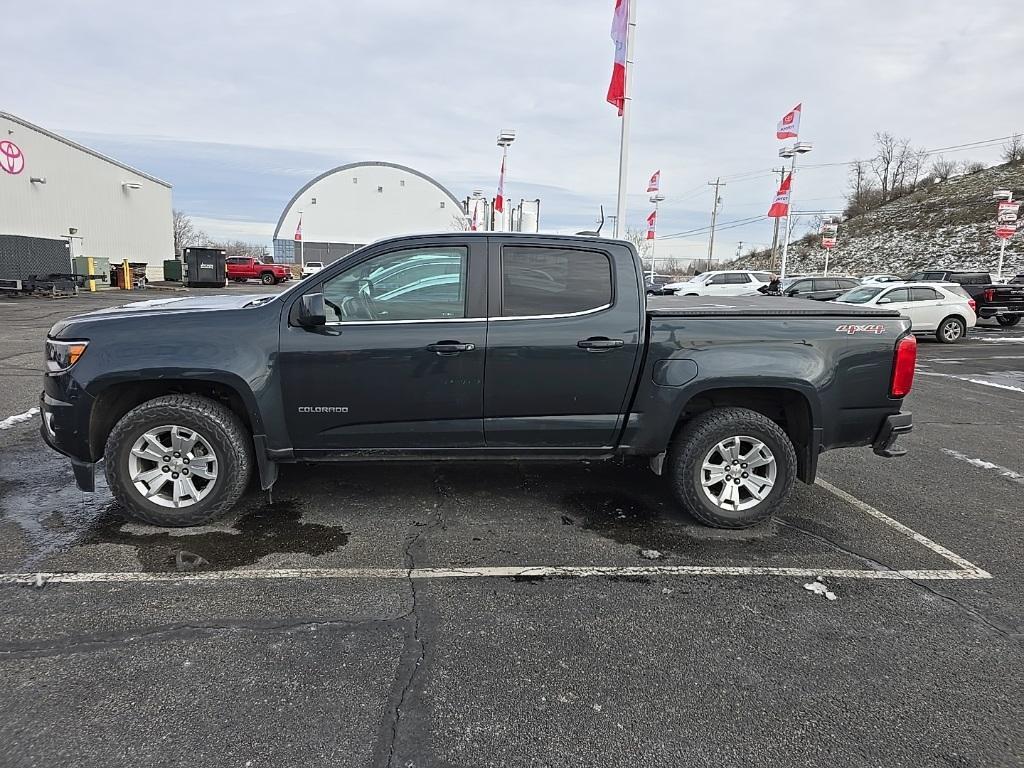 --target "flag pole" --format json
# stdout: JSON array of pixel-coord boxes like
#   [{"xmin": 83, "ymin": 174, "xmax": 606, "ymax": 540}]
[
  {"xmin": 614, "ymin": 0, "xmax": 637, "ymax": 239},
  {"xmin": 779, "ymin": 154, "xmax": 797, "ymax": 280}
]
